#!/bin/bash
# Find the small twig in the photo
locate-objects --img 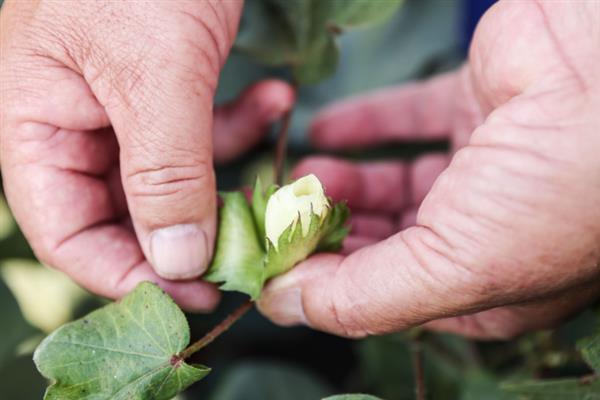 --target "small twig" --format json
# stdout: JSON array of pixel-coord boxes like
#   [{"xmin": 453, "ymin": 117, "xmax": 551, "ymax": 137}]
[
  {"xmin": 411, "ymin": 336, "xmax": 426, "ymax": 400},
  {"xmin": 273, "ymin": 109, "xmax": 294, "ymax": 186},
  {"xmin": 177, "ymin": 300, "xmax": 253, "ymax": 361},
  {"xmin": 273, "ymin": 83, "xmax": 298, "ymax": 186}
]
